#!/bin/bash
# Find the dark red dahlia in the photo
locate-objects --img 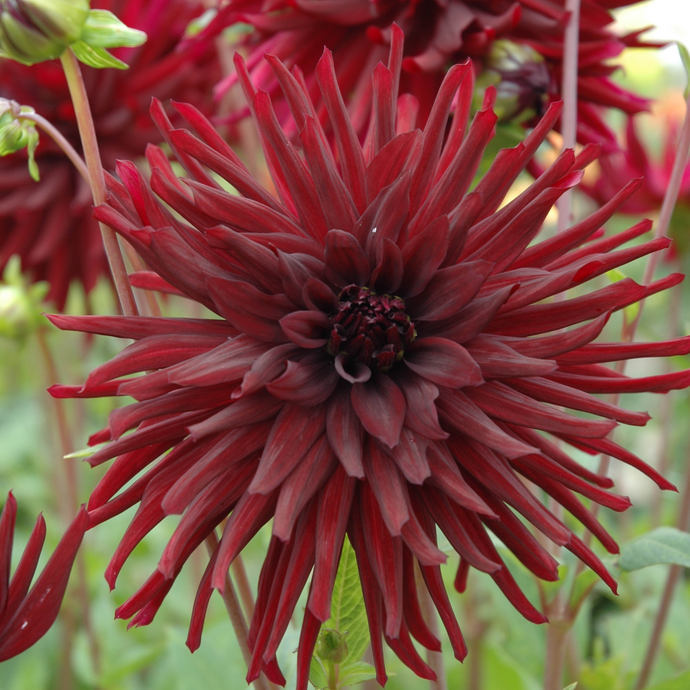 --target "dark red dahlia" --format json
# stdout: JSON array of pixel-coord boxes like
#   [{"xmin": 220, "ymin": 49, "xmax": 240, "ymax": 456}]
[
  {"xmin": 197, "ymin": 0, "xmax": 654, "ymax": 148},
  {"xmin": 0, "ymin": 0, "xmax": 221, "ymax": 309},
  {"xmin": 49, "ymin": 33, "xmax": 689, "ymax": 687}
]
